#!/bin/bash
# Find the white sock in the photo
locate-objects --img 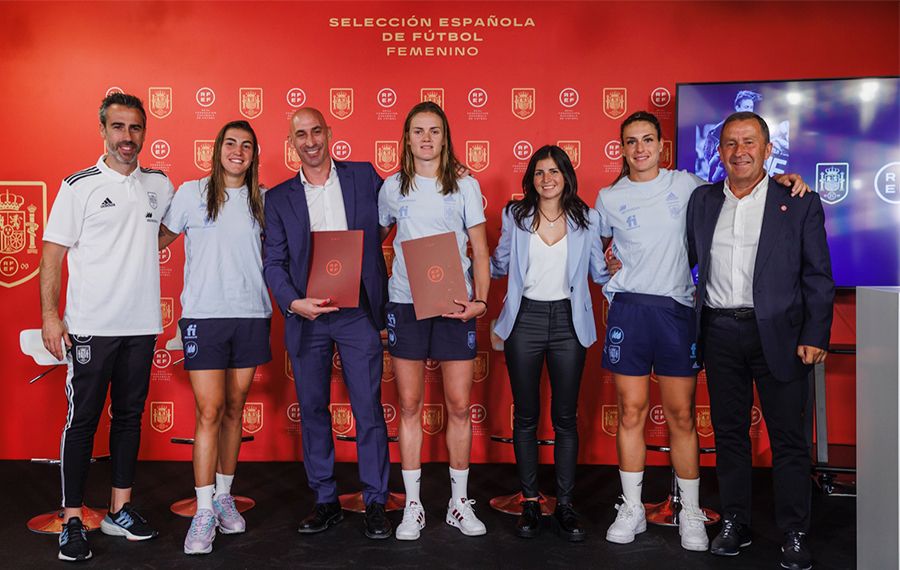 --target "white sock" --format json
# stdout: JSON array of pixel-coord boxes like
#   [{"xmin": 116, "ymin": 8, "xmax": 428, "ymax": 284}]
[
  {"xmin": 619, "ymin": 470, "xmax": 644, "ymax": 505},
  {"xmin": 677, "ymin": 476, "xmax": 700, "ymax": 511},
  {"xmin": 449, "ymin": 467, "xmax": 469, "ymax": 502},
  {"xmin": 196, "ymin": 484, "xmax": 215, "ymax": 511},
  {"xmin": 214, "ymin": 472, "xmax": 234, "ymax": 498},
  {"xmin": 402, "ymin": 469, "xmax": 421, "ymax": 506}
]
